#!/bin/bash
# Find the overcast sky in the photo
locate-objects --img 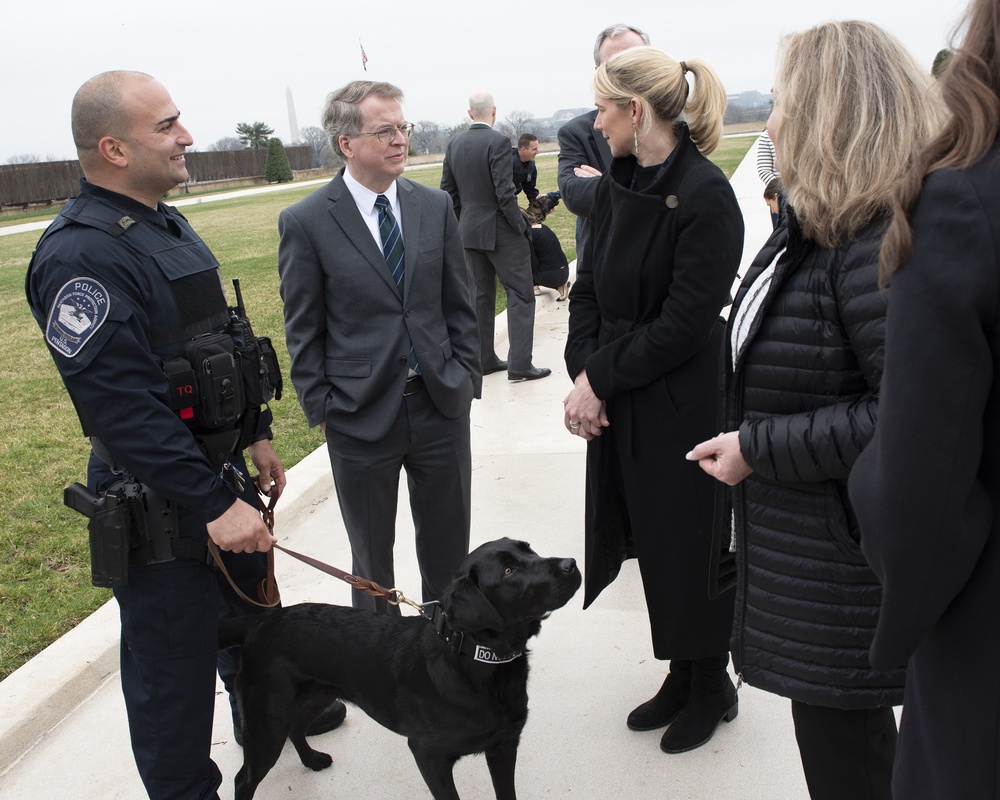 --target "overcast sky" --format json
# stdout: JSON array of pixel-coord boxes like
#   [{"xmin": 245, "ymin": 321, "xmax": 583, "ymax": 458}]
[{"xmin": 4, "ymin": 0, "xmax": 969, "ymax": 163}]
